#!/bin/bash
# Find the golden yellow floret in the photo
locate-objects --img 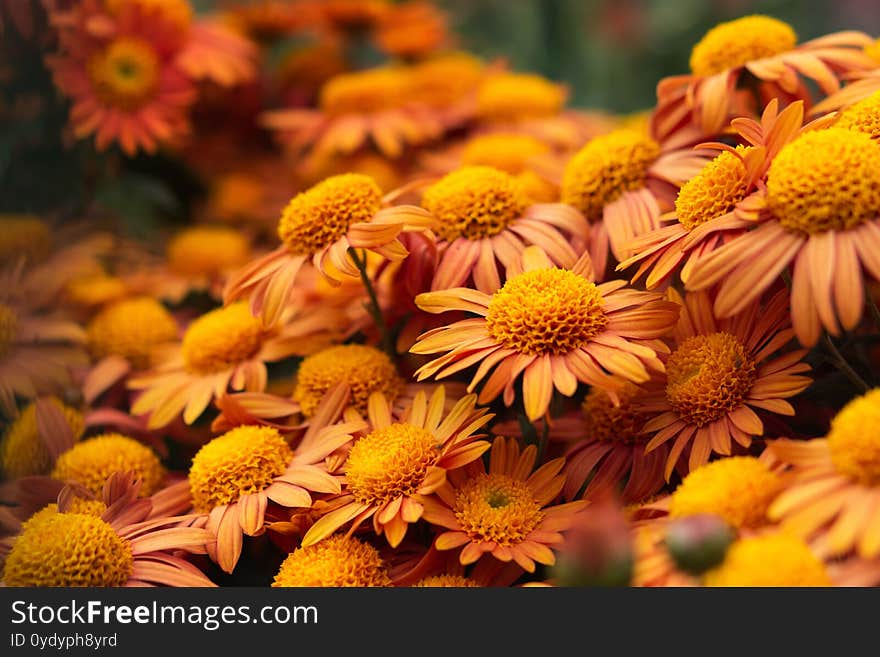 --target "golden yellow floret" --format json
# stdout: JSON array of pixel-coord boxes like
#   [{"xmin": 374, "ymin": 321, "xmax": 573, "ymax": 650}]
[
  {"xmin": 676, "ymin": 147, "xmax": 749, "ymax": 231},
  {"xmin": 689, "ymin": 15, "xmax": 797, "ymax": 77},
  {"xmin": 835, "ymin": 90, "xmax": 880, "ymax": 140},
  {"xmin": 166, "ymin": 226, "xmax": 251, "ymax": 277},
  {"xmin": 453, "ymin": 473, "xmax": 544, "ymax": 546},
  {"xmin": 461, "ymin": 133, "xmax": 551, "ymax": 175},
  {"xmin": 704, "ymin": 533, "xmax": 831, "ymax": 586},
  {"xmin": 87, "ymin": 296, "xmax": 178, "ymax": 369},
  {"xmin": 580, "ymin": 382, "xmax": 649, "ymax": 444},
  {"xmin": 827, "ymin": 388, "xmax": 880, "ymax": 485},
  {"xmin": 272, "ymin": 534, "xmax": 392, "ymax": 587},
  {"xmin": 476, "ymin": 73, "xmax": 567, "ymax": 122},
  {"xmin": 181, "ymin": 302, "xmax": 264, "ymax": 375},
  {"xmin": 0, "ymin": 398, "xmax": 85, "ymax": 479},
  {"xmin": 319, "ymin": 68, "xmax": 410, "ymax": 116}
]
